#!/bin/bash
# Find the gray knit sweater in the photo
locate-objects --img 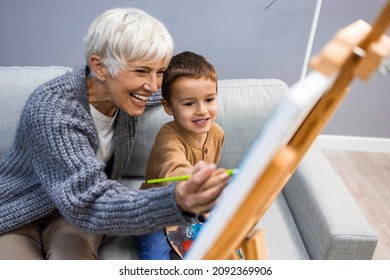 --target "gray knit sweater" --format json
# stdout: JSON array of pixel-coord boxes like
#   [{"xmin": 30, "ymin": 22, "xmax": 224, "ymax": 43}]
[{"xmin": 0, "ymin": 65, "xmax": 190, "ymax": 236}]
